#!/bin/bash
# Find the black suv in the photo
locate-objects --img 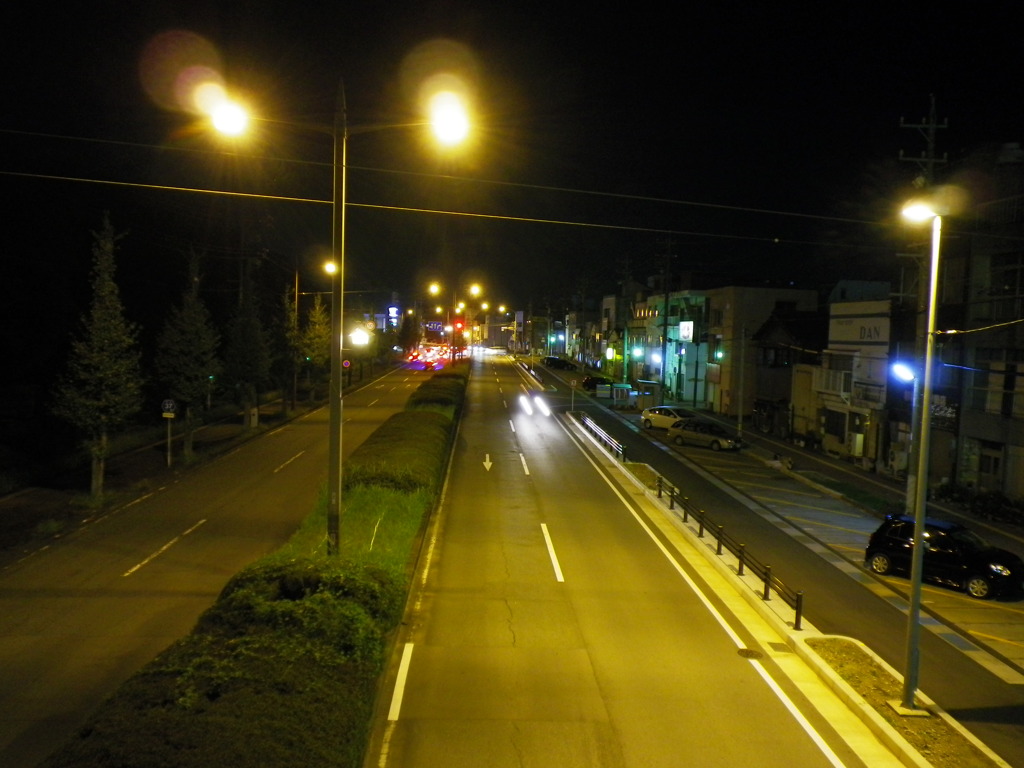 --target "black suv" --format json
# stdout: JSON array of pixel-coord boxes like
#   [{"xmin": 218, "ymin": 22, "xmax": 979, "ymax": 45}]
[
  {"xmin": 582, "ymin": 375, "xmax": 612, "ymax": 391},
  {"xmin": 865, "ymin": 514, "xmax": 1024, "ymax": 599}
]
